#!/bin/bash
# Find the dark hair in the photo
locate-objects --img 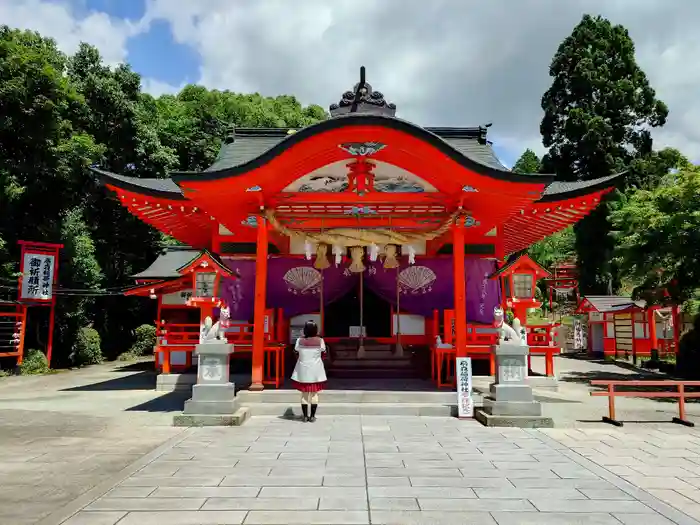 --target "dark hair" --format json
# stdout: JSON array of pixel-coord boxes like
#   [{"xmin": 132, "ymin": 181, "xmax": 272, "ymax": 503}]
[{"xmin": 303, "ymin": 320, "xmax": 319, "ymax": 338}]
